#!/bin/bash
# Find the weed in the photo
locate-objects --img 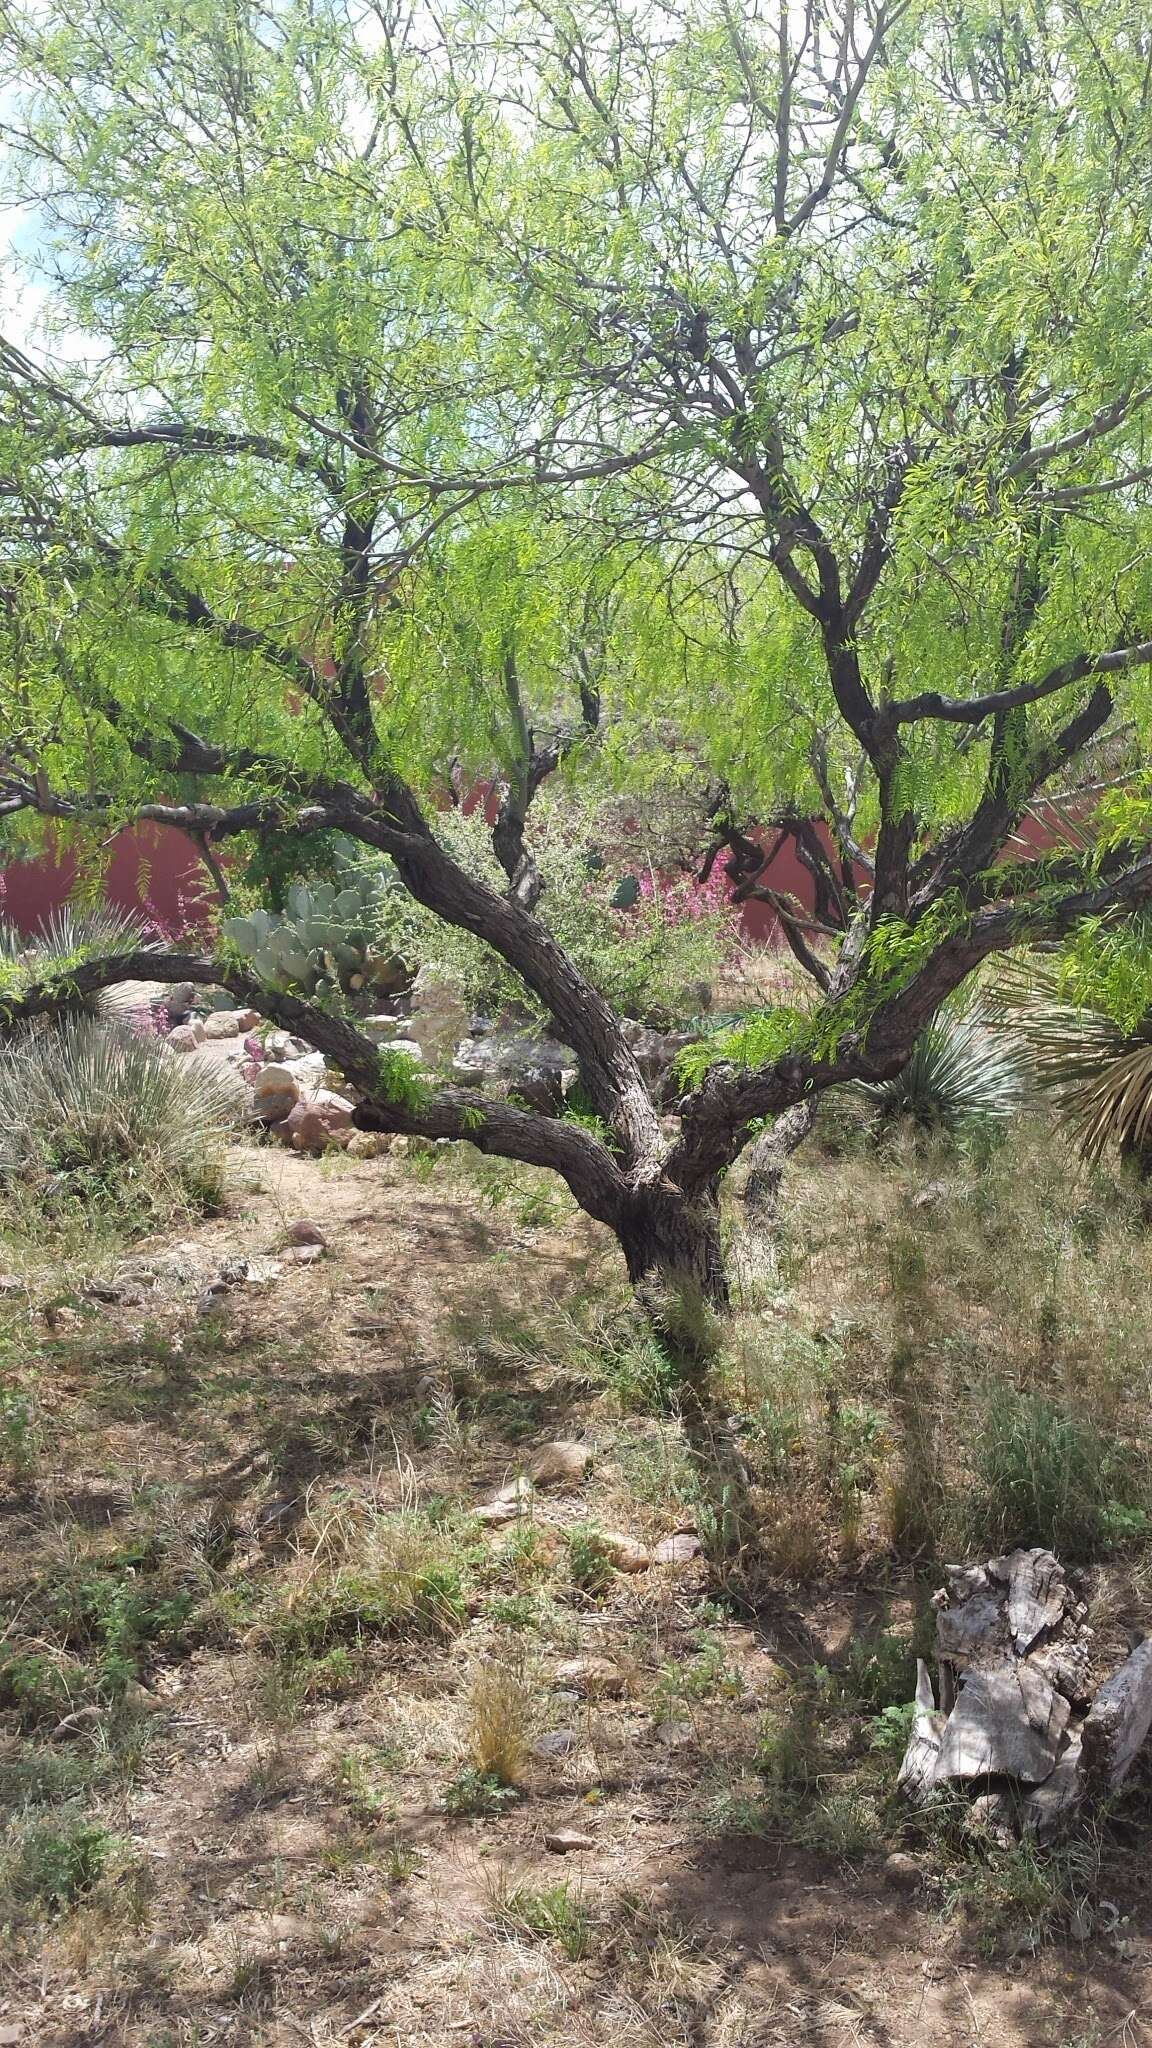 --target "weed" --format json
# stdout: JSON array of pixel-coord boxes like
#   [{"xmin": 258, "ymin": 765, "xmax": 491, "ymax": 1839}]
[
  {"xmin": 966, "ymin": 1386, "xmax": 1147, "ymax": 1559},
  {"xmin": 268, "ymin": 1507, "xmax": 472, "ymax": 1655},
  {"xmin": 567, "ymin": 1526, "xmax": 616, "ymax": 1598},
  {"xmin": 824, "ymin": 1623, "xmax": 917, "ymax": 1712},
  {"xmin": 942, "ymin": 1833, "xmax": 1101, "ymax": 1956},
  {"xmin": 467, "ymin": 1659, "xmax": 535, "ymax": 1786},
  {"xmin": 0, "ymin": 1386, "xmax": 40, "ymax": 1478},
  {"xmin": 492, "ymin": 1878, "xmax": 598, "ymax": 1961},
  {"xmin": 441, "ymin": 1765, "xmax": 520, "ymax": 1817},
  {"xmin": 0, "ymin": 1806, "xmax": 120, "ymax": 1915}
]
